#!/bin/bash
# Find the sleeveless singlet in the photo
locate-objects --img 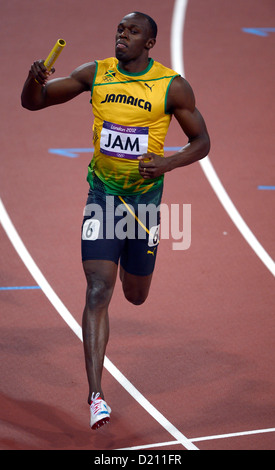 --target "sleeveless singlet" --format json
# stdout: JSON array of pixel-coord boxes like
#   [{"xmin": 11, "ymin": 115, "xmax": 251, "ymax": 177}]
[{"xmin": 87, "ymin": 57, "xmax": 179, "ymax": 195}]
